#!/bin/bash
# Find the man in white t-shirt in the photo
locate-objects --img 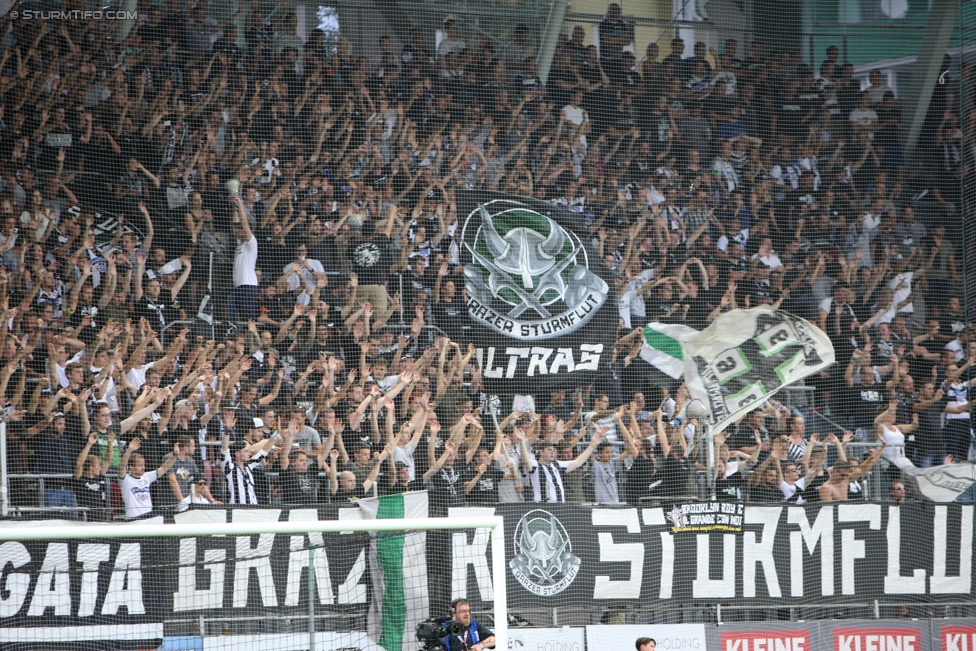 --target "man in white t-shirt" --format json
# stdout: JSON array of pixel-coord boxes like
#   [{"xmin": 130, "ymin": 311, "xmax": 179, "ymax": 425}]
[
  {"xmin": 283, "ymin": 243, "xmax": 325, "ymax": 305},
  {"xmin": 118, "ymin": 437, "xmax": 179, "ymax": 519},
  {"xmin": 436, "ymin": 19, "xmax": 466, "ymax": 61},
  {"xmin": 779, "ymin": 460, "xmax": 809, "ymax": 504},
  {"xmin": 230, "ymin": 194, "xmax": 259, "ymax": 321},
  {"xmin": 561, "ymin": 89, "xmax": 589, "ymax": 147},
  {"xmin": 849, "ymin": 91, "xmax": 879, "ymax": 139}
]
